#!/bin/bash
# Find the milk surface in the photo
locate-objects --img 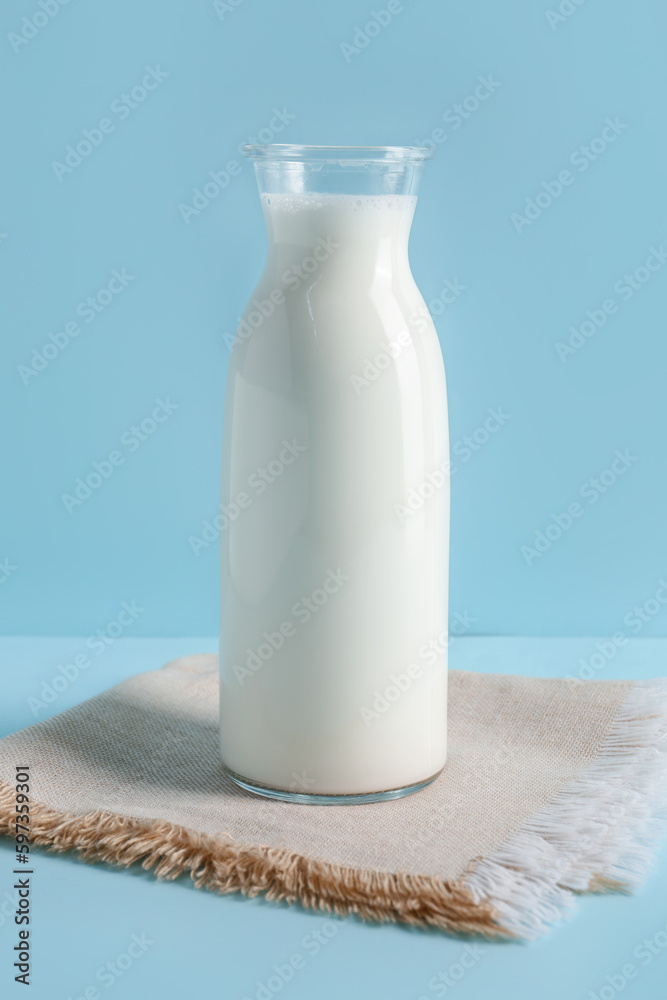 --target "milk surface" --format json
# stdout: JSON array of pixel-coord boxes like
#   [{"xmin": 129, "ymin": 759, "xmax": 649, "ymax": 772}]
[{"xmin": 220, "ymin": 193, "xmax": 449, "ymax": 795}]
